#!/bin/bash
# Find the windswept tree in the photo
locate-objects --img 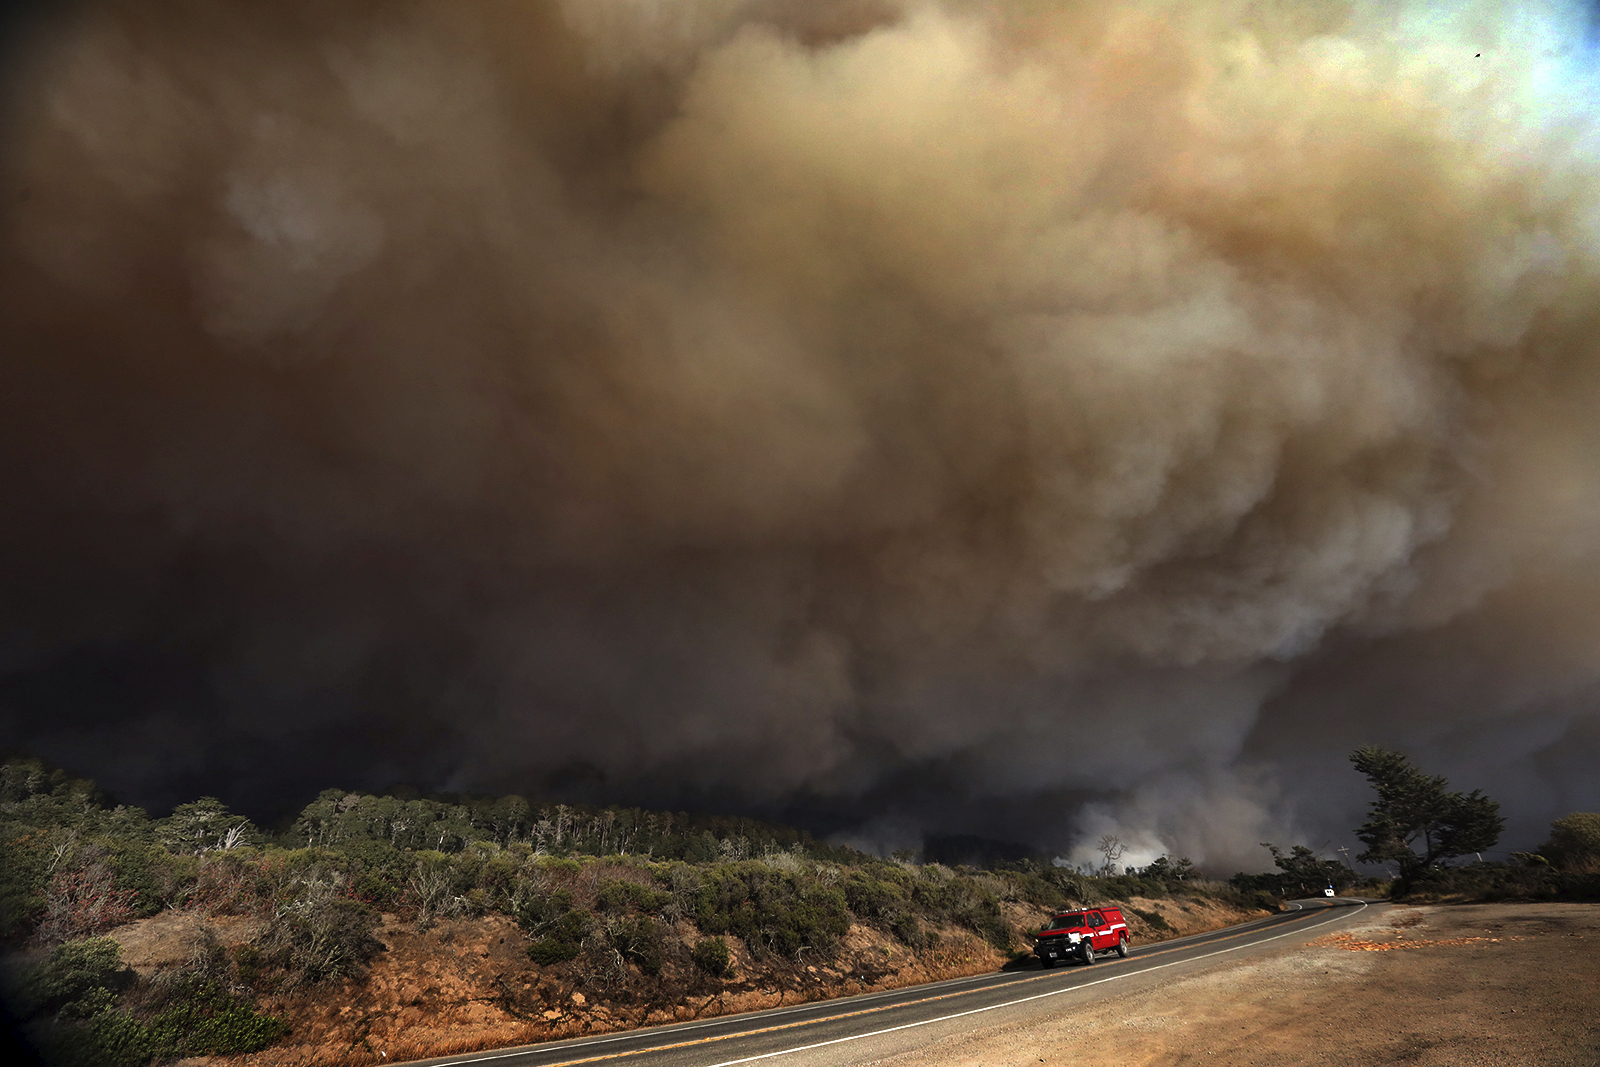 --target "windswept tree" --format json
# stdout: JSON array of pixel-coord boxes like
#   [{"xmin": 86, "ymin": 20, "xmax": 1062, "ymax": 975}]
[
  {"xmin": 158, "ymin": 798, "xmax": 259, "ymax": 855},
  {"xmin": 1349, "ymin": 747, "xmax": 1504, "ymax": 877},
  {"xmin": 1260, "ymin": 844, "xmax": 1356, "ymax": 894}
]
